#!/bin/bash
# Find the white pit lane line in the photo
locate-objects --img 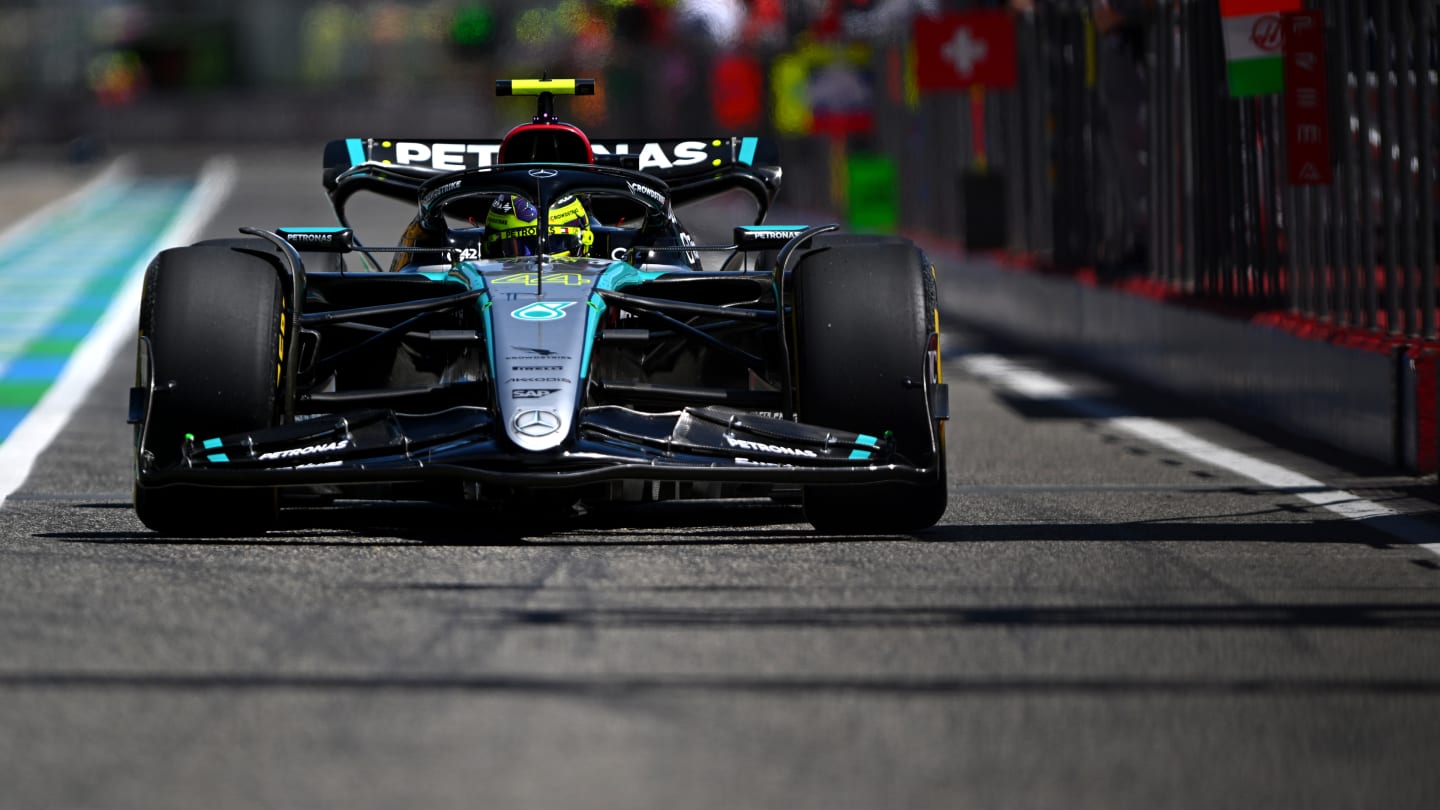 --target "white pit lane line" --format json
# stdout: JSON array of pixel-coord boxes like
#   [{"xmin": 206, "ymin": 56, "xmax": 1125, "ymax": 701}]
[
  {"xmin": 0, "ymin": 156, "xmax": 237, "ymax": 510},
  {"xmin": 958, "ymin": 353, "xmax": 1440, "ymax": 556}
]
